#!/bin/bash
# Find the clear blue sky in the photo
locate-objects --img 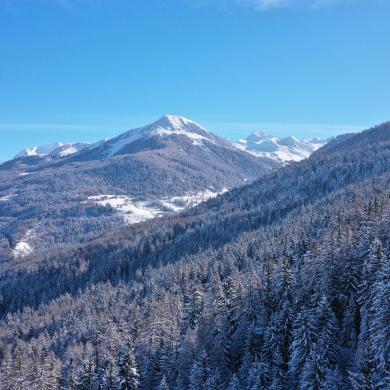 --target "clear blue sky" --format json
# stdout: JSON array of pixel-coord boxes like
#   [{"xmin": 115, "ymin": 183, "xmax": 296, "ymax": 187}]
[{"xmin": 0, "ymin": 0, "xmax": 389, "ymax": 161}]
